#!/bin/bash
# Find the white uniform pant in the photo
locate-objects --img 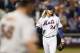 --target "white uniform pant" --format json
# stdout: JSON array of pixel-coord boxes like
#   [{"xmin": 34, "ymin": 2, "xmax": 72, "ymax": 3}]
[{"xmin": 43, "ymin": 36, "xmax": 57, "ymax": 53}]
